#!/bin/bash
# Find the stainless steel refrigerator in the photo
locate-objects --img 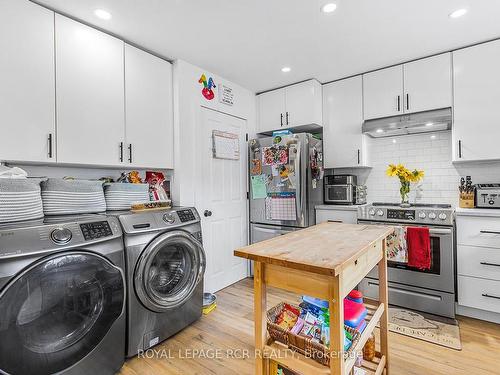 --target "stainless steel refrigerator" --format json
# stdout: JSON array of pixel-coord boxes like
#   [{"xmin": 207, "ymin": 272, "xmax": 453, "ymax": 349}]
[{"xmin": 248, "ymin": 133, "xmax": 323, "ymax": 273}]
